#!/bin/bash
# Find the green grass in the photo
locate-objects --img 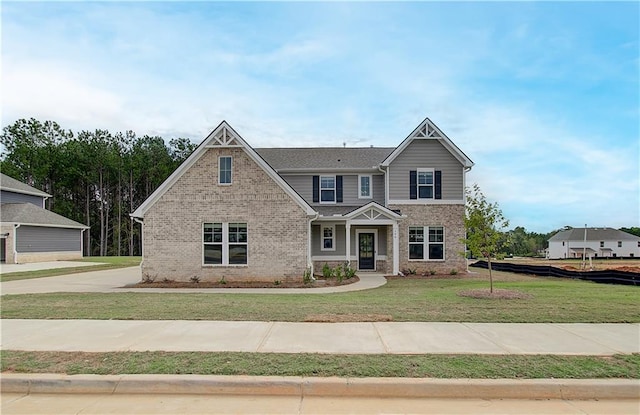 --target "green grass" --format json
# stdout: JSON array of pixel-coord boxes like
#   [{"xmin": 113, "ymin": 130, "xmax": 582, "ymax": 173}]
[
  {"xmin": 1, "ymin": 270, "xmax": 638, "ymax": 322},
  {"xmin": 2, "ymin": 351, "xmax": 638, "ymax": 378},
  {"xmin": 0, "ymin": 256, "xmax": 141, "ymax": 282}
]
